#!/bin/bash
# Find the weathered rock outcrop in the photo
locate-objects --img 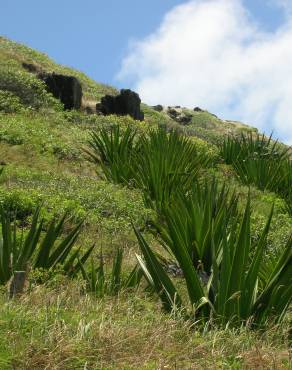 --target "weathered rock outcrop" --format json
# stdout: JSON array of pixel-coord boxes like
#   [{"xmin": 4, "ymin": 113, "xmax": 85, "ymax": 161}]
[
  {"xmin": 22, "ymin": 62, "xmax": 42, "ymax": 74},
  {"xmin": 39, "ymin": 73, "xmax": 82, "ymax": 110},
  {"xmin": 96, "ymin": 89, "xmax": 144, "ymax": 121},
  {"xmin": 152, "ymin": 104, "xmax": 163, "ymax": 112},
  {"xmin": 167, "ymin": 107, "xmax": 192, "ymax": 125}
]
